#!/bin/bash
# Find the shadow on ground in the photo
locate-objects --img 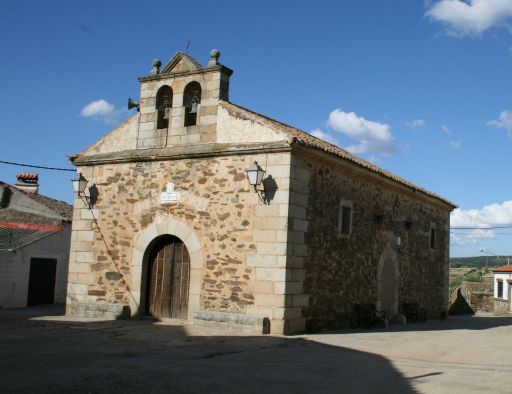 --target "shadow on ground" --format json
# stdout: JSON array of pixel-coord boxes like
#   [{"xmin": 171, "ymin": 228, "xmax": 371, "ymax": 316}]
[
  {"xmin": 0, "ymin": 305, "xmax": 418, "ymax": 394},
  {"xmin": 331, "ymin": 313, "xmax": 512, "ymax": 336}
]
